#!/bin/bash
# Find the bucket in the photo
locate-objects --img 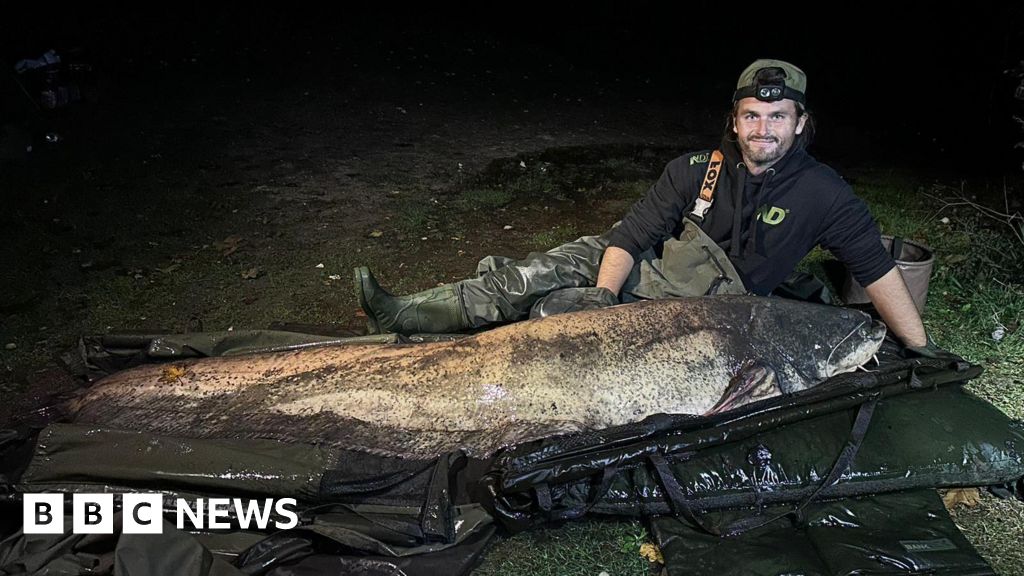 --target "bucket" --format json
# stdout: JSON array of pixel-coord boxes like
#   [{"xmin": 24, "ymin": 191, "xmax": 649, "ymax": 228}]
[{"xmin": 840, "ymin": 236, "xmax": 933, "ymax": 314}]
